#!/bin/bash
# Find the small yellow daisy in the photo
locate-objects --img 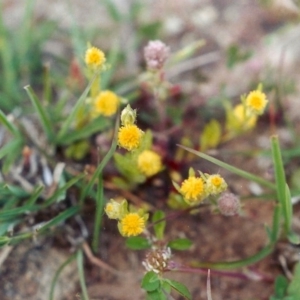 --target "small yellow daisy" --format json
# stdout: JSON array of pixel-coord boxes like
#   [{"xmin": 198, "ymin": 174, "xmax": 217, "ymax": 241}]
[
  {"xmin": 118, "ymin": 213, "xmax": 146, "ymax": 237},
  {"xmin": 205, "ymin": 174, "xmax": 227, "ymax": 195},
  {"xmin": 94, "ymin": 90, "xmax": 120, "ymax": 117},
  {"xmin": 180, "ymin": 176, "xmax": 206, "ymax": 205},
  {"xmin": 245, "ymin": 90, "xmax": 268, "ymax": 115},
  {"xmin": 137, "ymin": 150, "xmax": 162, "ymax": 177},
  {"xmin": 118, "ymin": 125, "xmax": 144, "ymax": 151},
  {"xmin": 85, "ymin": 46, "xmax": 106, "ymax": 69}
]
